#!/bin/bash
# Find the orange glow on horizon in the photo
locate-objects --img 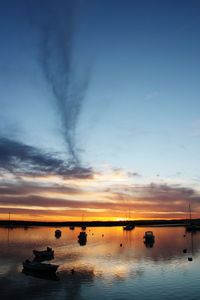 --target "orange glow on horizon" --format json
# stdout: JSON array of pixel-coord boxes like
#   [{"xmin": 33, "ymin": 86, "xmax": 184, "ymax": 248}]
[{"xmin": 0, "ymin": 211, "xmax": 193, "ymax": 222}]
